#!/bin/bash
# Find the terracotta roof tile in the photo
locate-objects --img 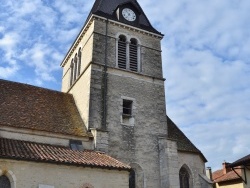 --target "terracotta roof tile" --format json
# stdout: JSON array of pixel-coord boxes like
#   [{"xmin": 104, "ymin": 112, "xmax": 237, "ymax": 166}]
[
  {"xmin": 0, "ymin": 137, "xmax": 131, "ymax": 170},
  {"xmin": 212, "ymin": 169, "xmax": 241, "ymax": 183},
  {"xmin": 167, "ymin": 116, "xmax": 207, "ymax": 162},
  {"xmin": 0, "ymin": 79, "xmax": 90, "ymax": 137},
  {"xmin": 212, "ymin": 169, "xmax": 224, "ymax": 180}
]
